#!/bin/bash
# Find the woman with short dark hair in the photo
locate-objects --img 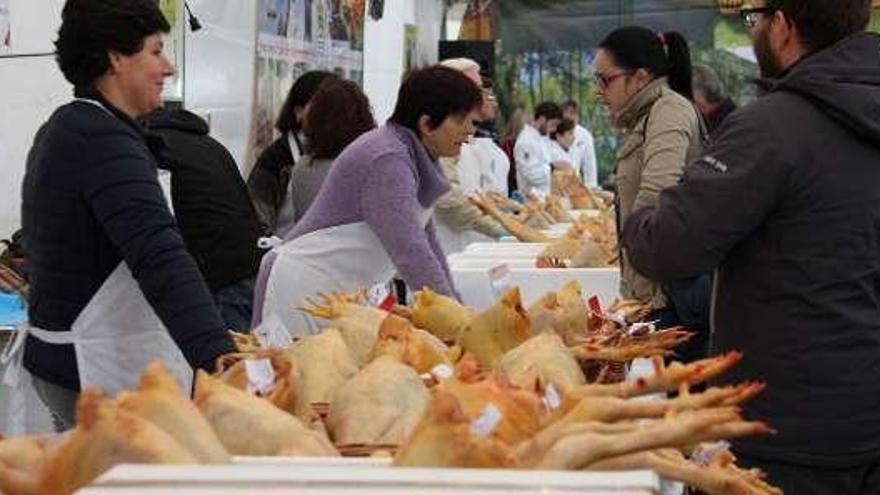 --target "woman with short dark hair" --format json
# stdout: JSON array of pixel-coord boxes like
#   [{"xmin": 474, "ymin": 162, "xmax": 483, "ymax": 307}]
[
  {"xmin": 17, "ymin": 0, "xmax": 236, "ymax": 431},
  {"xmin": 290, "ymin": 78, "xmax": 376, "ymax": 224},
  {"xmin": 254, "ymin": 66, "xmax": 482, "ymax": 334},
  {"xmin": 247, "ymin": 70, "xmax": 338, "ymax": 234}
]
